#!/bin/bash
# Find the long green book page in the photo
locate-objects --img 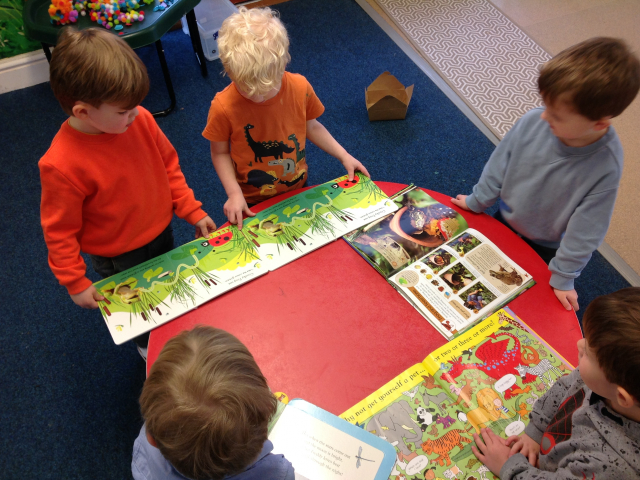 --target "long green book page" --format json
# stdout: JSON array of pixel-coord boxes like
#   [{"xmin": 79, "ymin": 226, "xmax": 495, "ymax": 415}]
[{"xmin": 94, "ymin": 174, "xmax": 398, "ymax": 344}]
